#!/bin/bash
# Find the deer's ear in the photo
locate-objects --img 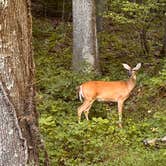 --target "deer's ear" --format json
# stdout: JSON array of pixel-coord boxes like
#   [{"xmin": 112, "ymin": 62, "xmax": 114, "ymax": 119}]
[
  {"xmin": 122, "ymin": 63, "xmax": 131, "ymax": 71},
  {"xmin": 133, "ymin": 63, "xmax": 141, "ymax": 71}
]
